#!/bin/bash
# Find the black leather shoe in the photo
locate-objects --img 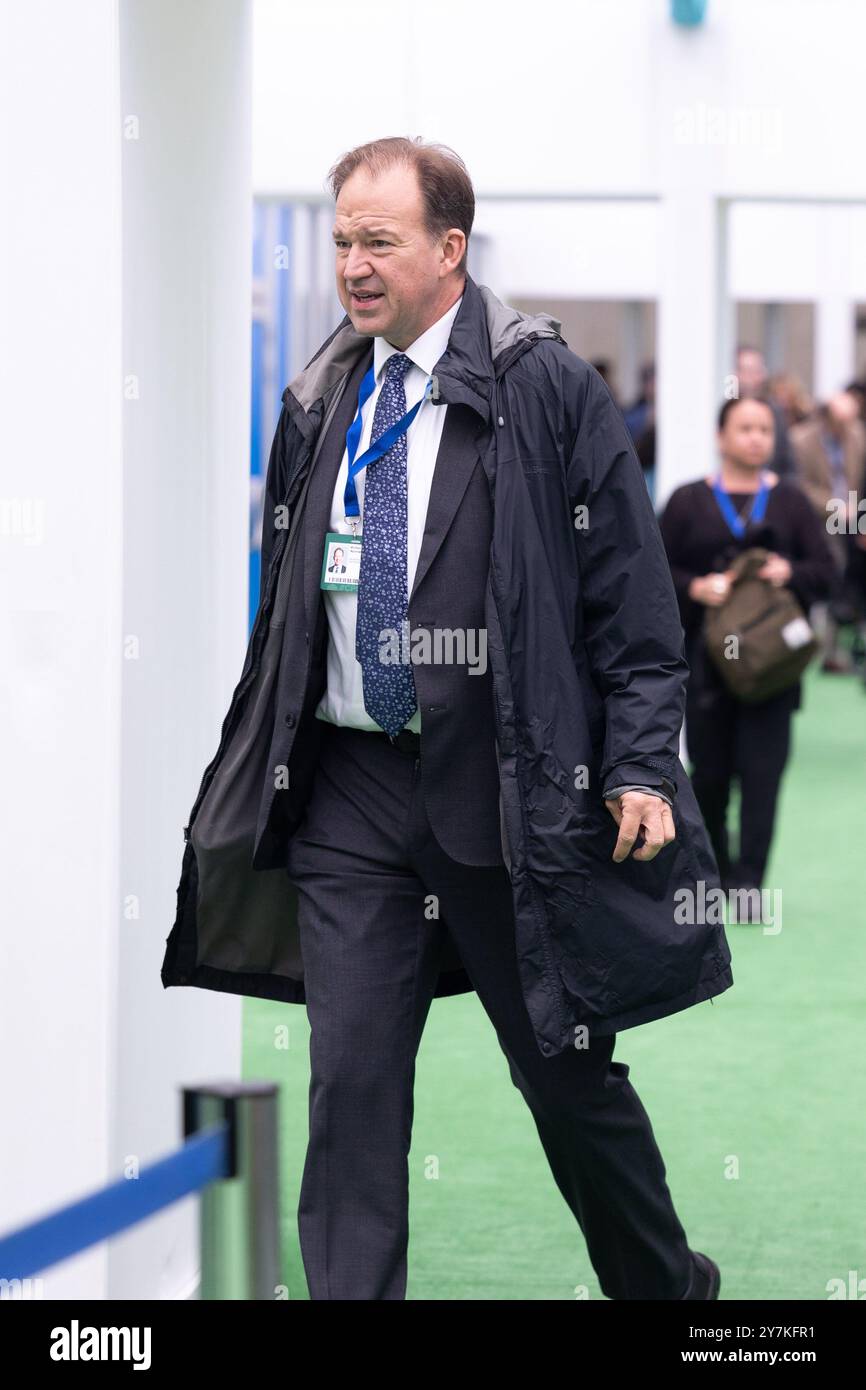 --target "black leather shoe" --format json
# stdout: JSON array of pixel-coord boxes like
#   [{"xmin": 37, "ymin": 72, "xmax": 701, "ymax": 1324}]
[{"xmin": 680, "ymin": 1250, "xmax": 721, "ymax": 1300}]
